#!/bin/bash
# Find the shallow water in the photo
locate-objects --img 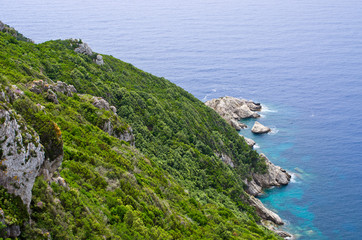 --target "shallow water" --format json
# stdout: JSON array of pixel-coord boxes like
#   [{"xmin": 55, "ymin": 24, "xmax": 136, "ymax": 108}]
[{"xmin": 2, "ymin": 0, "xmax": 362, "ymax": 239}]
